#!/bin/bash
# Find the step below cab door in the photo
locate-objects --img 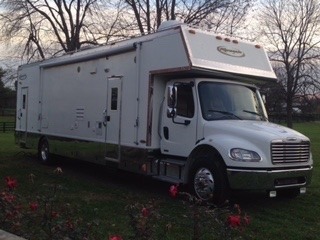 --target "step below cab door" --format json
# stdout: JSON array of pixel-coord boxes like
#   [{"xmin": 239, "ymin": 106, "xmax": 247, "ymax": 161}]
[{"xmin": 160, "ymin": 80, "xmax": 197, "ymax": 157}]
